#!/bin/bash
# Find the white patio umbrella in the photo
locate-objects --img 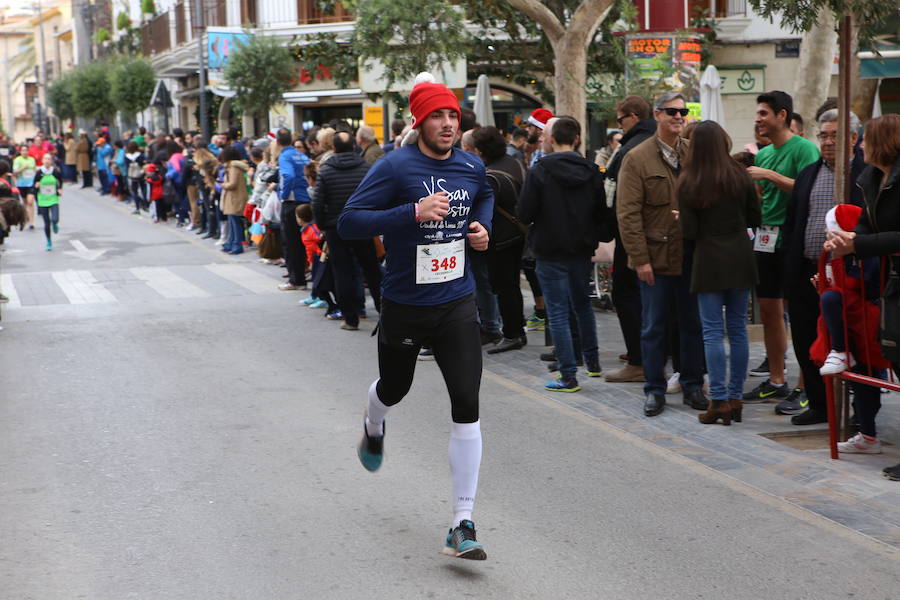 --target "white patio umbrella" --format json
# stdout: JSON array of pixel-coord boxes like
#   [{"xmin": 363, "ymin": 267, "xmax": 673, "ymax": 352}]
[
  {"xmin": 473, "ymin": 74, "xmax": 495, "ymax": 128},
  {"xmin": 700, "ymin": 65, "xmax": 726, "ymax": 127}
]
